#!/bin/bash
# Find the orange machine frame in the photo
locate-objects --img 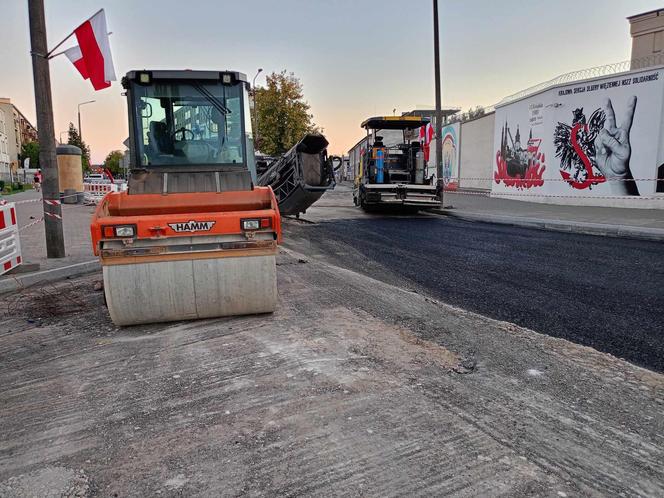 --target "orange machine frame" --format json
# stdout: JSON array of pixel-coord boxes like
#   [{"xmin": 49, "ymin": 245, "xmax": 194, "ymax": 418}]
[{"xmin": 91, "ymin": 186, "xmax": 282, "ymax": 257}]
